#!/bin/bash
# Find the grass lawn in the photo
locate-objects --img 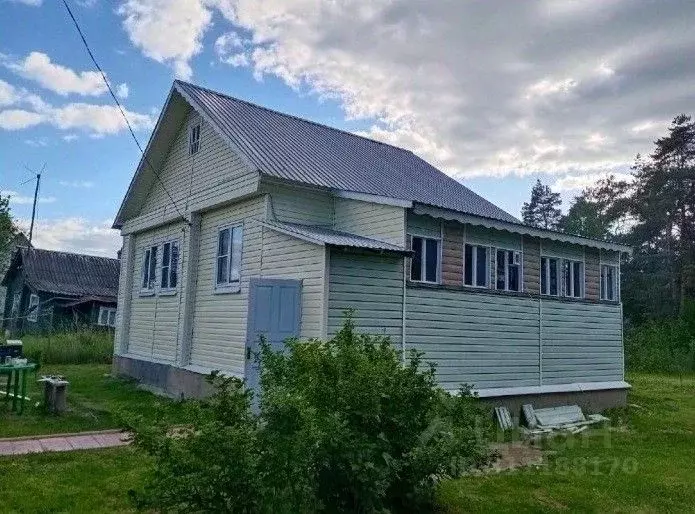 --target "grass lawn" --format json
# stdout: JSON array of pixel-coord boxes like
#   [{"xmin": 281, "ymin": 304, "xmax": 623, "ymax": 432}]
[
  {"xmin": 0, "ymin": 364, "xmax": 189, "ymax": 438},
  {"xmin": 0, "ymin": 372, "xmax": 693, "ymax": 513},
  {"xmin": 438, "ymin": 372, "xmax": 695, "ymax": 513}
]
